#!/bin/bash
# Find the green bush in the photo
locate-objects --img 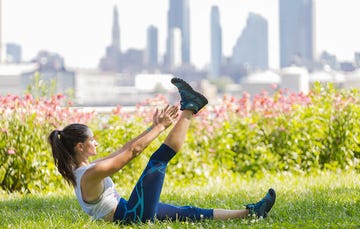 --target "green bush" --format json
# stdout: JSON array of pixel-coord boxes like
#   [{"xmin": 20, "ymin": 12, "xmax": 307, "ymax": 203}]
[{"xmin": 0, "ymin": 94, "xmax": 95, "ymax": 193}]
